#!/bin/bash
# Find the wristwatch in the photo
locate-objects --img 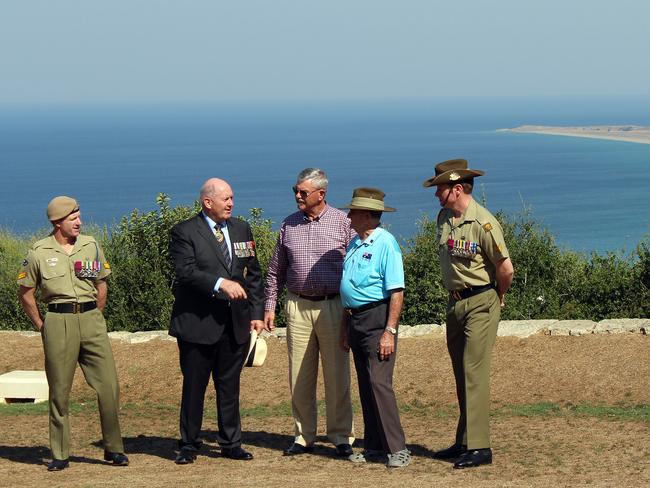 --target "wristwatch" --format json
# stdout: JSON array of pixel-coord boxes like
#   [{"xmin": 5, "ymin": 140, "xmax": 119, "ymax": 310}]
[{"xmin": 385, "ymin": 326, "xmax": 397, "ymax": 335}]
